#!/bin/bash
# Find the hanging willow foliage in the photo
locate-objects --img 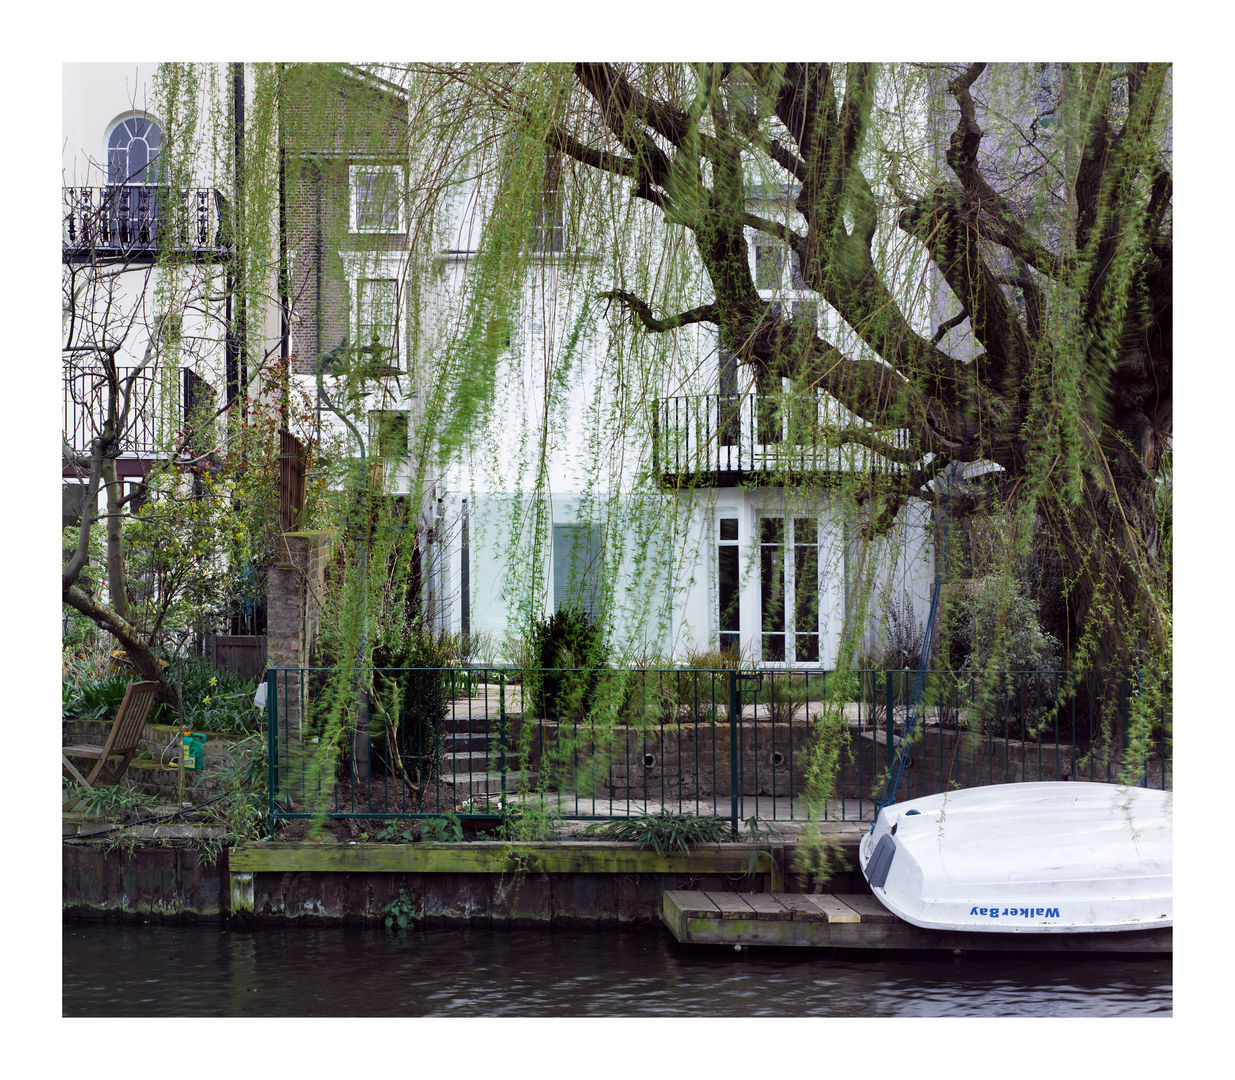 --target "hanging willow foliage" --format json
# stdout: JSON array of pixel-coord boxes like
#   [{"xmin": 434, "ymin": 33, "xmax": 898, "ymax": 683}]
[{"xmin": 154, "ymin": 62, "xmax": 1170, "ymax": 869}]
